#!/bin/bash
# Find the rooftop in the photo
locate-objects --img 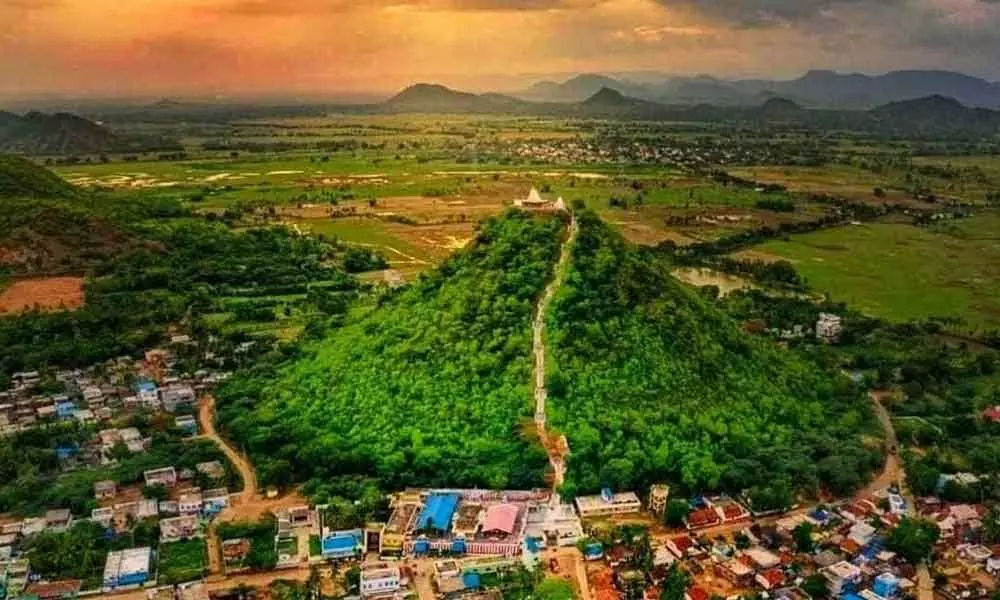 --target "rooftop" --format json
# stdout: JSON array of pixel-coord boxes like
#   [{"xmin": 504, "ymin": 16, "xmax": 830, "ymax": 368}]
[{"xmin": 416, "ymin": 493, "xmax": 460, "ymax": 532}]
